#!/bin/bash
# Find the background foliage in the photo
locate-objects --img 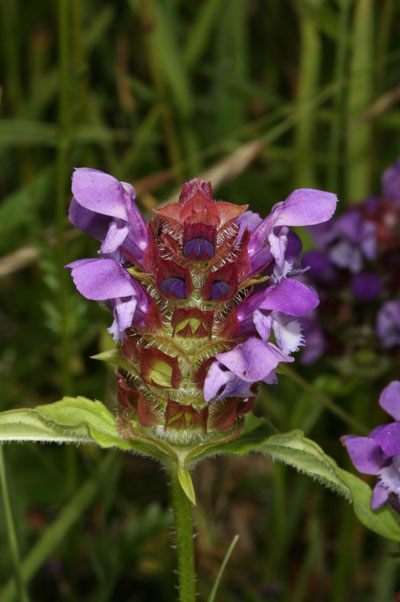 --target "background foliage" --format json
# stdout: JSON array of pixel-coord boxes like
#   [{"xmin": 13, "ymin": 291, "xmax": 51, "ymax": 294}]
[{"xmin": 1, "ymin": 0, "xmax": 400, "ymax": 600}]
